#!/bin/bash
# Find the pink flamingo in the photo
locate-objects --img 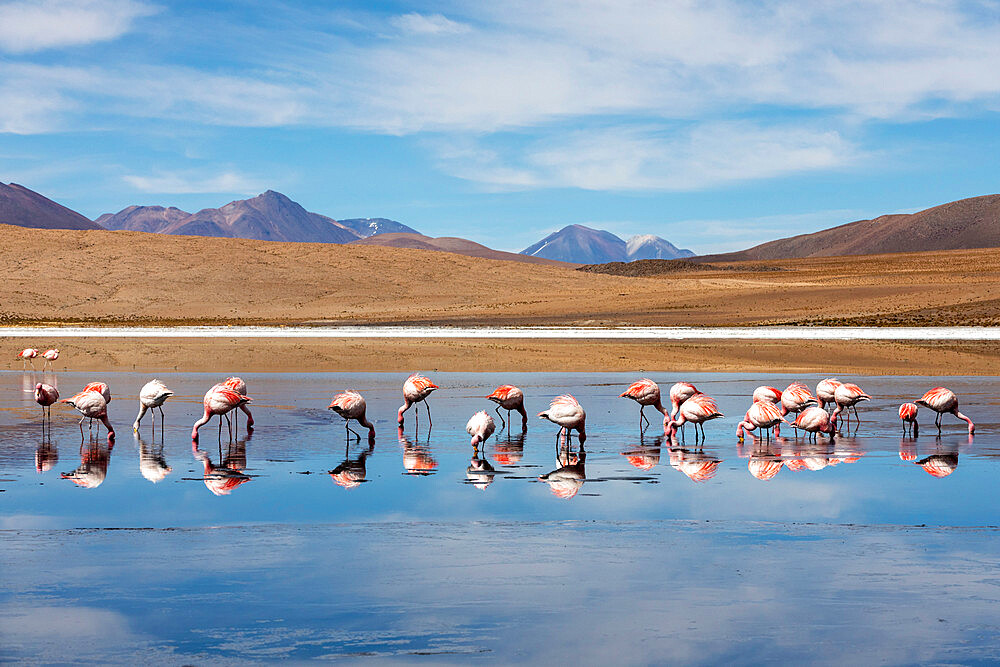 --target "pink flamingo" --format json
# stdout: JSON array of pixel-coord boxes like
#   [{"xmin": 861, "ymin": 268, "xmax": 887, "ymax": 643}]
[
  {"xmin": 815, "ymin": 378, "xmax": 842, "ymax": 412},
  {"xmin": 83, "ymin": 381, "xmax": 112, "ymax": 404},
  {"xmin": 486, "ymin": 384, "xmax": 527, "ymax": 430},
  {"xmin": 41, "ymin": 348, "xmax": 59, "ymax": 370},
  {"xmin": 62, "ymin": 389, "xmax": 114, "ymax": 438},
  {"xmin": 191, "ymin": 386, "xmax": 251, "ymax": 441},
  {"xmin": 832, "ymin": 383, "xmax": 870, "ymax": 428},
  {"xmin": 664, "ymin": 393, "xmax": 723, "ymax": 441},
  {"xmin": 915, "ymin": 387, "xmax": 974, "ymax": 434},
  {"xmin": 34, "ymin": 382, "xmax": 59, "ymax": 422},
  {"xmin": 620, "ymin": 378, "xmax": 666, "ymax": 430},
  {"xmin": 466, "ymin": 410, "xmax": 496, "ymax": 446},
  {"xmin": 17, "ymin": 348, "xmax": 38, "ymax": 370},
  {"xmin": 793, "ymin": 406, "xmax": 834, "ymax": 440},
  {"xmin": 752, "ymin": 386, "xmax": 782, "ymax": 404},
  {"xmin": 328, "ymin": 390, "xmax": 375, "ymax": 441},
  {"xmin": 222, "ymin": 377, "xmax": 254, "ymax": 432},
  {"xmin": 668, "ymin": 382, "xmax": 699, "ymax": 420},
  {"xmin": 737, "ymin": 401, "xmax": 789, "ymax": 440},
  {"xmin": 780, "ymin": 382, "xmax": 818, "ymax": 416},
  {"xmin": 397, "ymin": 374, "xmax": 438, "ymax": 426},
  {"xmin": 538, "ymin": 394, "xmax": 586, "ymax": 443},
  {"xmin": 898, "ymin": 402, "xmax": 919, "ymax": 436}
]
